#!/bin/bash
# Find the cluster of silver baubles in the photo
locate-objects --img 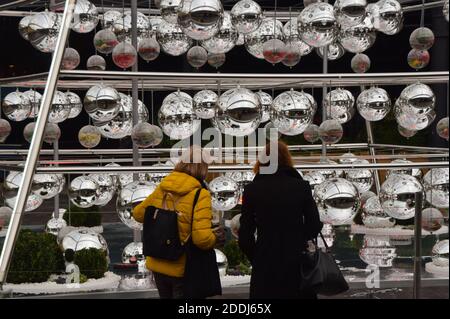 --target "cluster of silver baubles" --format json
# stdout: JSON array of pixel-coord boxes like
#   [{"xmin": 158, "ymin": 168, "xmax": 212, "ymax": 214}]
[{"xmin": 18, "ymin": 0, "xmax": 450, "ymax": 70}]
